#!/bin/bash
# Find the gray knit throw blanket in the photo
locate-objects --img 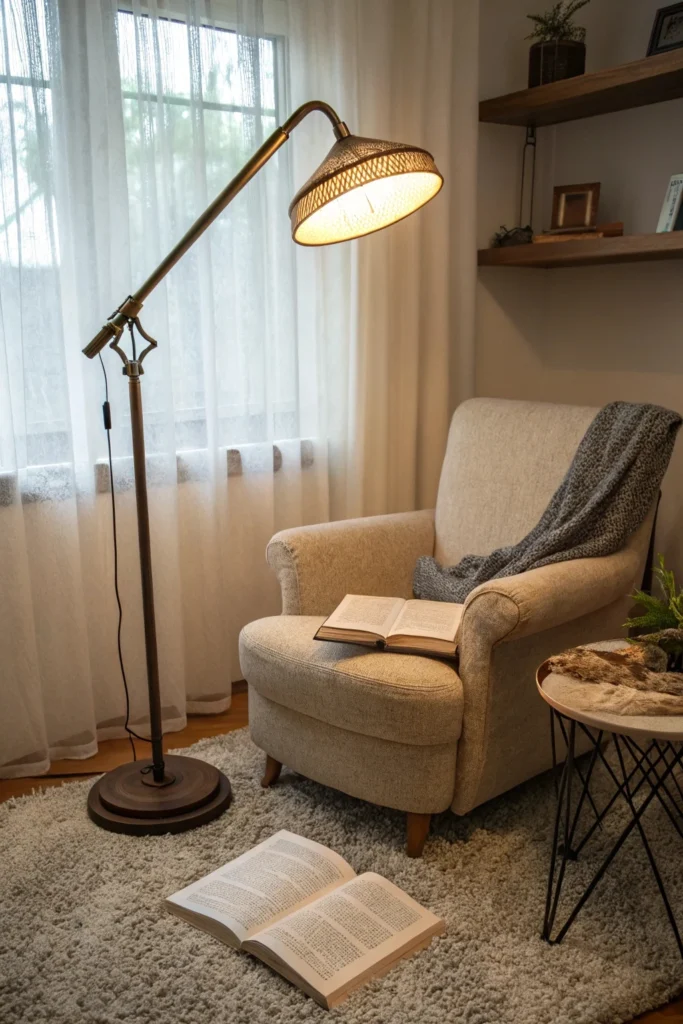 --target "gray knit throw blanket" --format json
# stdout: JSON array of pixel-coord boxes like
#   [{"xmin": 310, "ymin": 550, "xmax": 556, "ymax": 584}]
[{"xmin": 413, "ymin": 402, "xmax": 682, "ymax": 603}]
